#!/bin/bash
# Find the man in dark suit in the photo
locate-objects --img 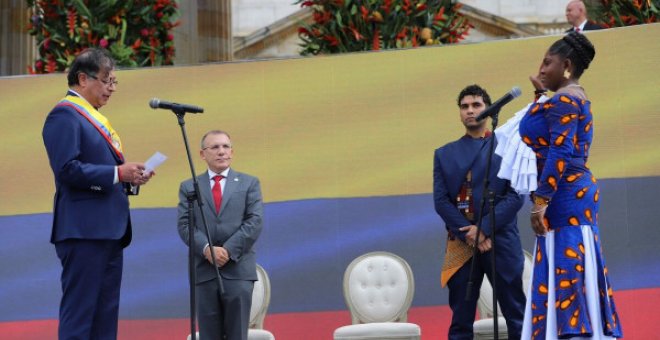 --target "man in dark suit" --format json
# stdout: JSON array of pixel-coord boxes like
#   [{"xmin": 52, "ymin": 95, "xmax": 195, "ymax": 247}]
[
  {"xmin": 433, "ymin": 85, "xmax": 525, "ymax": 340},
  {"xmin": 177, "ymin": 130, "xmax": 264, "ymax": 340},
  {"xmin": 565, "ymin": 0, "xmax": 603, "ymax": 32},
  {"xmin": 42, "ymin": 48, "xmax": 153, "ymax": 339}
]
